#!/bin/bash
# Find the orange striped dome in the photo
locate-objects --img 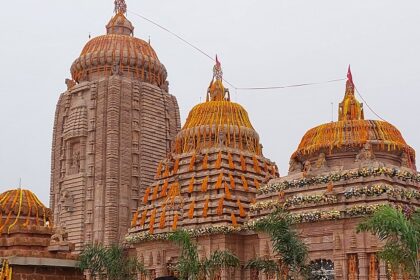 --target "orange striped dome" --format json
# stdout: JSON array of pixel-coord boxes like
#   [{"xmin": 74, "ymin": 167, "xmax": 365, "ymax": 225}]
[
  {"xmin": 71, "ymin": 13, "xmax": 167, "ymax": 86},
  {"xmin": 173, "ymin": 61, "xmax": 261, "ymax": 155},
  {"xmin": 292, "ymin": 72, "xmax": 415, "ymax": 163},
  {"xmin": 0, "ymin": 189, "xmax": 52, "ymax": 234}
]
